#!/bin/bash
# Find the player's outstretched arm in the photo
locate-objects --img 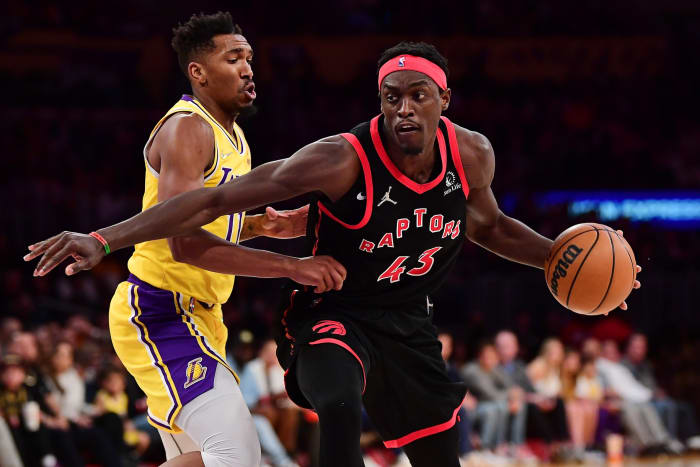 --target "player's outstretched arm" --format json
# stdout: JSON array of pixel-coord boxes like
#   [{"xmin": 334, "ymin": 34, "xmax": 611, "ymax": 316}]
[
  {"xmin": 25, "ymin": 135, "xmax": 360, "ymax": 280},
  {"xmin": 458, "ymin": 128, "xmax": 553, "ymax": 269}
]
